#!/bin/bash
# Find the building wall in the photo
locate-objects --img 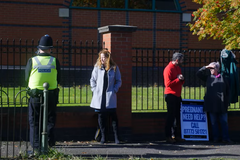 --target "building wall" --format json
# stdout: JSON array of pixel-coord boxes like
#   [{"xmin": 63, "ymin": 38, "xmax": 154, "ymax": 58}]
[
  {"xmin": 0, "ymin": 0, "xmax": 67, "ymax": 41},
  {"xmin": 0, "ymin": 0, "xmax": 225, "ymax": 50}
]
